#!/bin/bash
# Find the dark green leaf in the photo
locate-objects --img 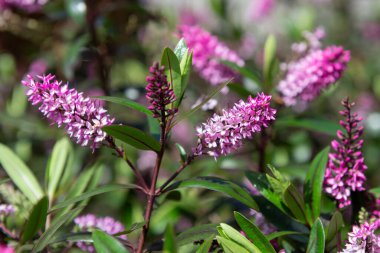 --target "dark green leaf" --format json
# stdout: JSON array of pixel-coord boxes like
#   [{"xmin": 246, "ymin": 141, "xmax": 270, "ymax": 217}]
[
  {"xmin": 163, "ymin": 224, "xmax": 177, "ymax": 253},
  {"xmin": 228, "ymin": 83, "xmax": 253, "ymax": 99},
  {"xmin": 0, "ymin": 143, "xmax": 43, "ymax": 203},
  {"xmin": 266, "ymin": 231, "xmax": 302, "ymax": 241},
  {"xmin": 21, "ymin": 196, "xmax": 49, "ymax": 243},
  {"xmin": 216, "ymin": 236, "xmax": 251, "ymax": 253},
  {"xmin": 177, "ymin": 224, "xmax": 218, "ymax": 246},
  {"xmin": 175, "ymin": 143, "xmax": 187, "ymax": 163},
  {"xmin": 306, "ymin": 218, "xmax": 325, "ymax": 253},
  {"xmin": 103, "ymin": 125, "xmax": 161, "ymax": 152},
  {"xmin": 93, "ymin": 229, "xmax": 130, "ymax": 253},
  {"xmin": 283, "ymin": 185, "xmax": 307, "ymax": 223},
  {"xmin": 161, "ymin": 47, "xmax": 182, "ymax": 103},
  {"xmin": 114, "ymin": 222, "xmax": 146, "ymax": 236},
  {"xmin": 50, "ymin": 184, "xmax": 137, "ymax": 212},
  {"xmin": 275, "ymin": 118, "xmax": 341, "ymax": 136},
  {"xmin": 195, "ymin": 236, "xmax": 214, "ymax": 253},
  {"xmin": 221, "ymin": 60, "xmax": 262, "ymax": 84},
  {"xmin": 304, "ymin": 147, "xmax": 330, "ymax": 223},
  {"xmin": 177, "ymin": 50, "xmax": 193, "ymax": 107},
  {"xmin": 94, "ymin": 96, "xmax": 152, "ymax": 116},
  {"xmin": 174, "ymin": 38, "xmax": 188, "ymax": 62},
  {"xmin": 46, "ymin": 138, "xmax": 72, "ymax": 200},
  {"xmin": 165, "ymin": 176, "xmax": 258, "ymax": 210},
  {"xmin": 326, "ymin": 212, "xmax": 343, "ymax": 242},
  {"xmin": 164, "ymin": 190, "xmax": 181, "ymax": 201},
  {"xmin": 234, "ymin": 212, "xmax": 276, "ymax": 253}
]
